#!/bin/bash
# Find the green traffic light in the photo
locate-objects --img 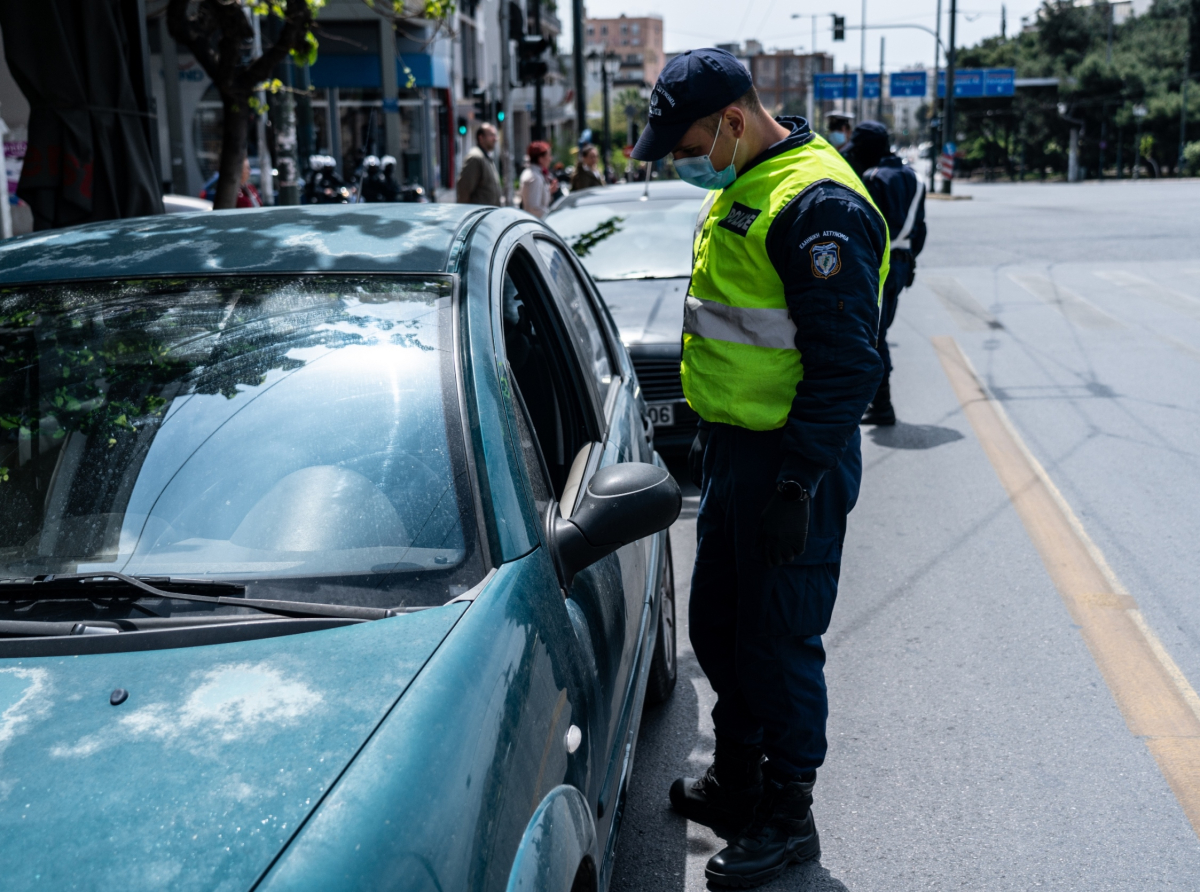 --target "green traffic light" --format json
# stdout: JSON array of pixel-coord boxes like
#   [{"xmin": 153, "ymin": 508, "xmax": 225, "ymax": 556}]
[
  {"xmin": 497, "ymin": 110, "xmax": 505, "ymax": 122},
  {"xmin": 458, "ymin": 125, "xmax": 468, "ymax": 135}
]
